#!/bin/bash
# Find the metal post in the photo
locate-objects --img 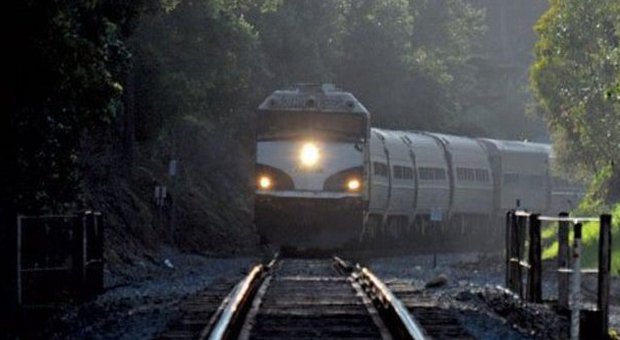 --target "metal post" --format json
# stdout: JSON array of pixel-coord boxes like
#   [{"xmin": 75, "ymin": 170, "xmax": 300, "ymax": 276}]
[
  {"xmin": 527, "ymin": 214, "xmax": 542, "ymax": 303},
  {"xmin": 598, "ymin": 214, "xmax": 611, "ymax": 340},
  {"xmin": 570, "ymin": 223, "xmax": 582, "ymax": 340},
  {"xmin": 558, "ymin": 212, "xmax": 570, "ymax": 309}
]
